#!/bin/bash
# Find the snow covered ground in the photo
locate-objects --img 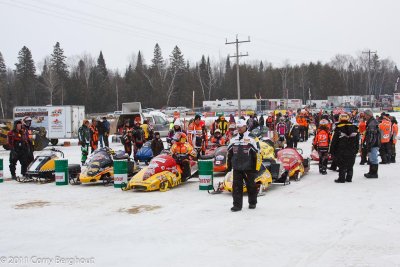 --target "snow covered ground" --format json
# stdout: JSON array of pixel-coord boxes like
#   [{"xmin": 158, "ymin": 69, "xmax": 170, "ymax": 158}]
[{"xmin": 1, "ymin": 134, "xmax": 400, "ymax": 267}]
